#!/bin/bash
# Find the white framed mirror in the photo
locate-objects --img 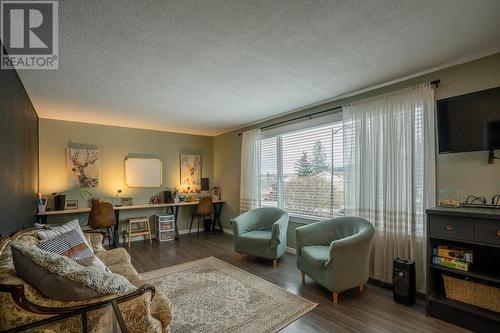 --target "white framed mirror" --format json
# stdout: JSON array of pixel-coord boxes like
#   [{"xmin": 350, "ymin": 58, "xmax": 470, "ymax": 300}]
[{"xmin": 125, "ymin": 158, "xmax": 162, "ymax": 187}]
